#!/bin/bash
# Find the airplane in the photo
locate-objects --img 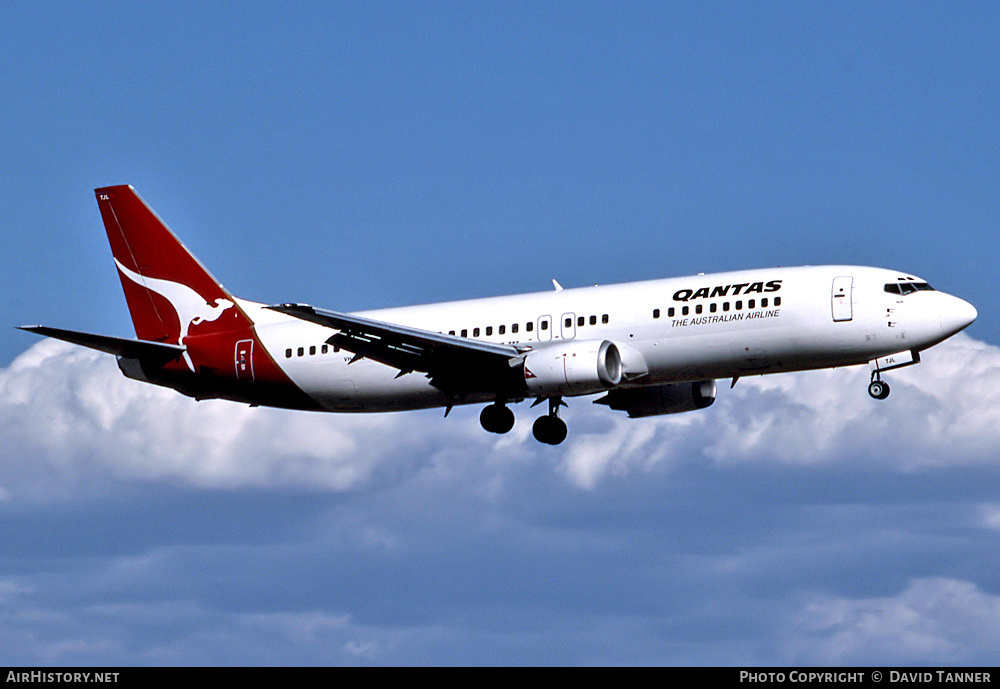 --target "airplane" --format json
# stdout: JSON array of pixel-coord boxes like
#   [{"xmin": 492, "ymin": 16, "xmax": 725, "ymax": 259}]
[{"xmin": 20, "ymin": 186, "xmax": 978, "ymax": 445}]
